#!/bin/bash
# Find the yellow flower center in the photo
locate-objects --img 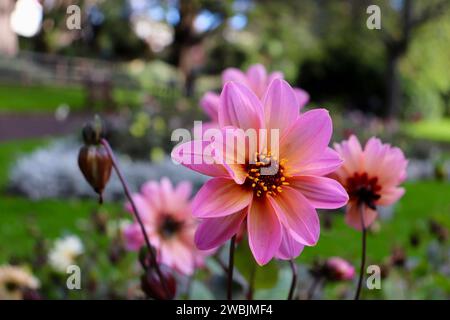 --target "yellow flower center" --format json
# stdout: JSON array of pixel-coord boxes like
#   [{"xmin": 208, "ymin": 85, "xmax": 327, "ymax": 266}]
[{"xmin": 245, "ymin": 151, "xmax": 289, "ymax": 197}]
